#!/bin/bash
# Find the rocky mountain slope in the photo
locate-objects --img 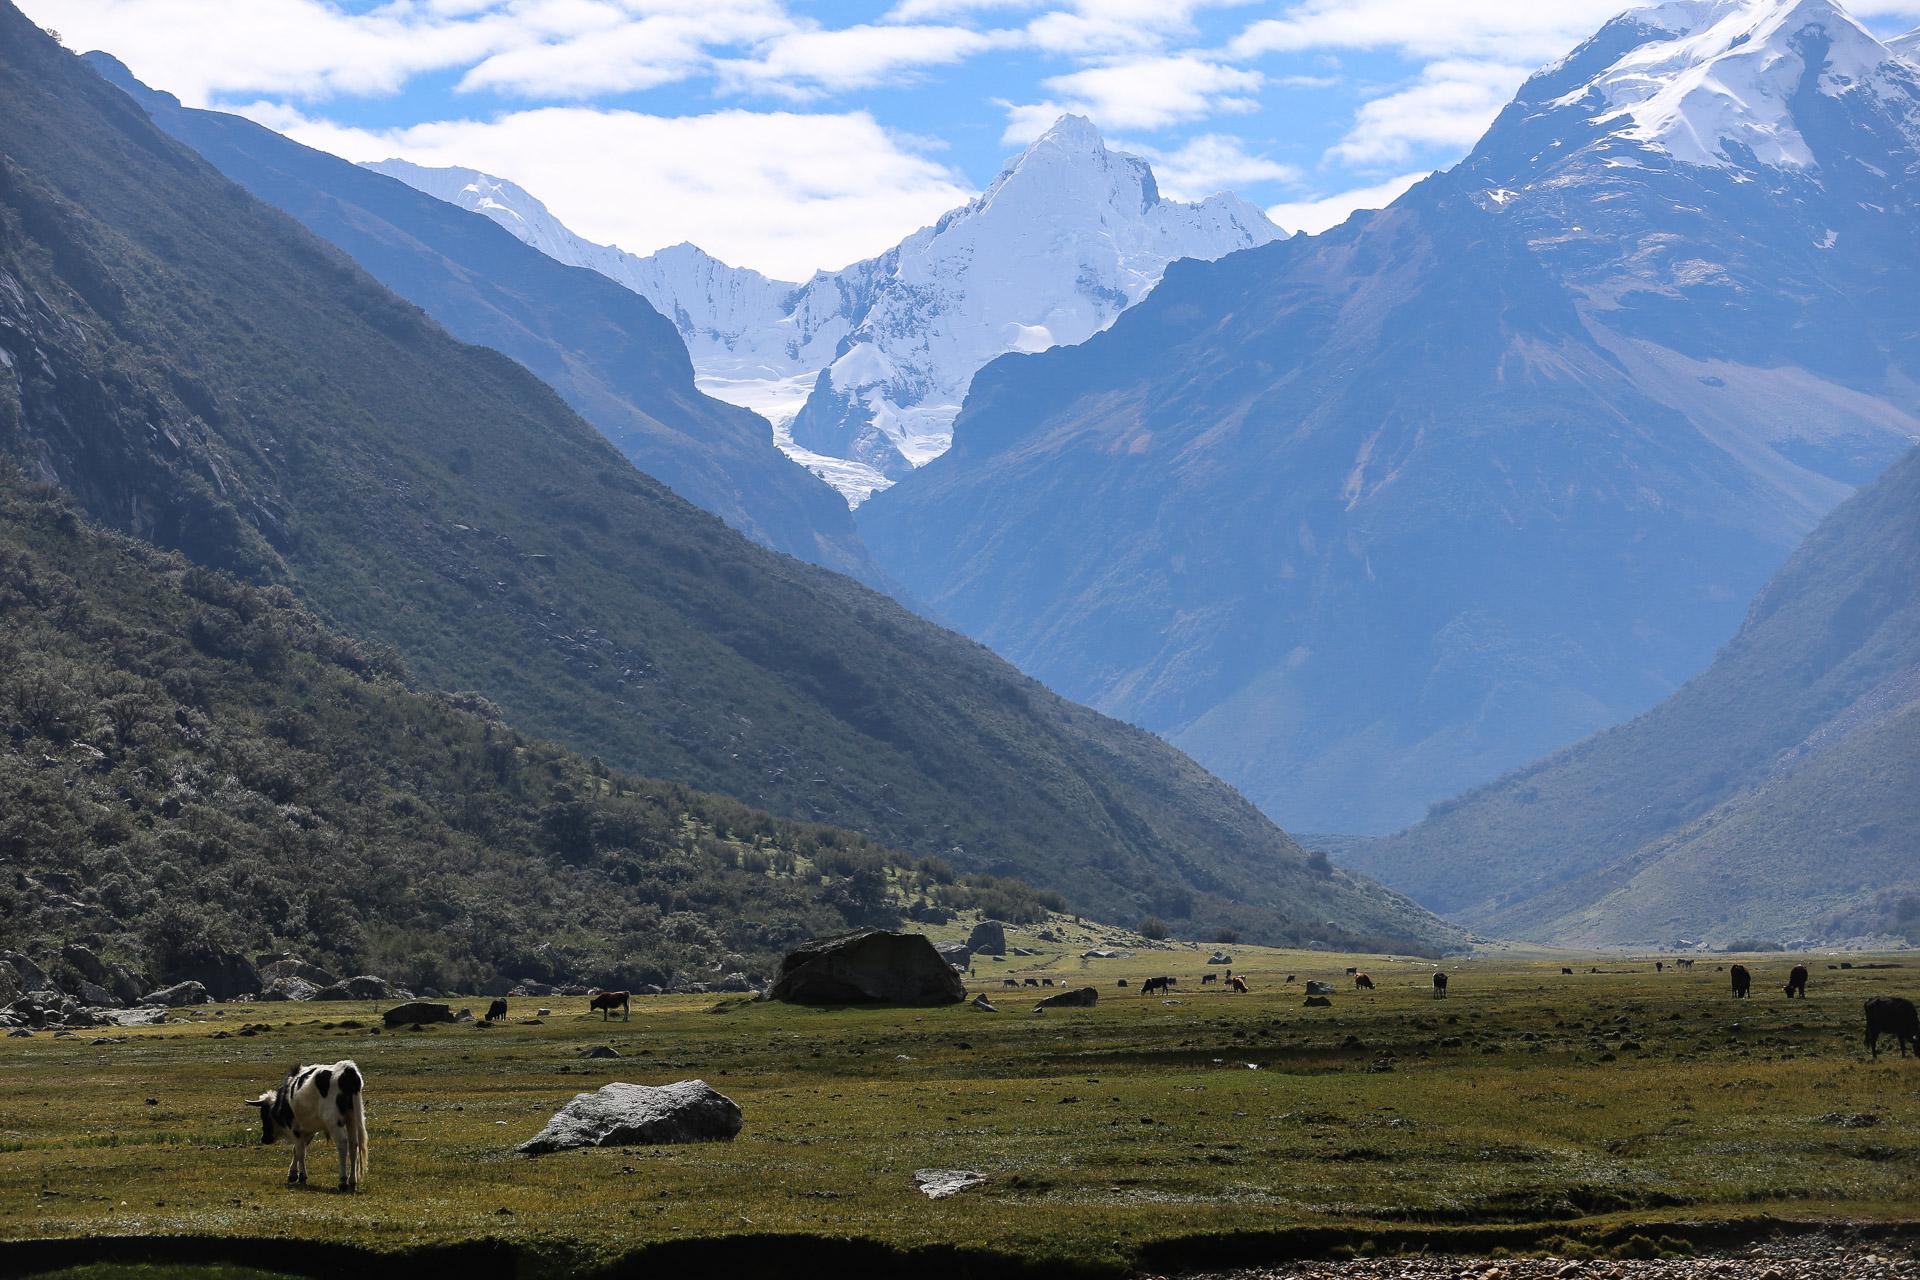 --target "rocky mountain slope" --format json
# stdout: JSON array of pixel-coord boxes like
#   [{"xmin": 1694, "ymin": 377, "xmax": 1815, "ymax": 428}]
[
  {"xmin": 371, "ymin": 116, "xmax": 1284, "ymax": 502},
  {"xmin": 858, "ymin": 0, "xmax": 1920, "ymax": 834},
  {"xmin": 0, "ymin": 6, "xmax": 1456, "ymax": 954},
  {"xmin": 1341, "ymin": 442, "xmax": 1920, "ymax": 948},
  {"xmin": 84, "ymin": 55, "xmax": 901, "ymax": 596}
]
